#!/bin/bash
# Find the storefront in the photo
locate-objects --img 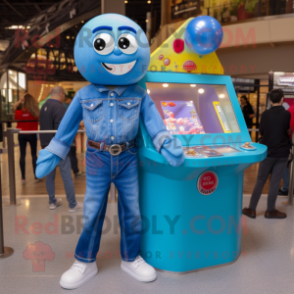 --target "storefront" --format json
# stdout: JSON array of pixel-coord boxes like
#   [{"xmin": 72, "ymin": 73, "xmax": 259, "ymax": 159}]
[
  {"xmin": 268, "ymin": 71, "xmax": 294, "ymax": 109},
  {"xmin": 0, "ymin": 68, "xmax": 27, "ymax": 121}
]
